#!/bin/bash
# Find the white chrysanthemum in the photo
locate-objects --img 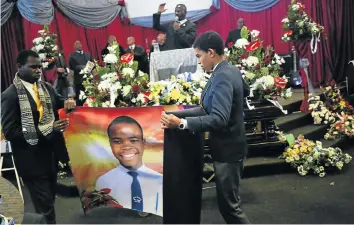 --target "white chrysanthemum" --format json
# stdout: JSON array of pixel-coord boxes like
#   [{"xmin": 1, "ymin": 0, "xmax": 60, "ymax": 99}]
[
  {"xmin": 250, "ymin": 30, "xmax": 260, "ymax": 39},
  {"xmin": 137, "ymin": 93, "xmax": 146, "ymax": 102},
  {"xmin": 33, "ymin": 37, "xmax": 44, "ymax": 44},
  {"xmin": 111, "ymin": 81, "xmax": 122, "ymax": 92},
  {"xmin": 234, "ymin": 38, "xmax": 249, "ymax": 49},
  {"xmin": 53, "ymin": 46, "xmax": 58, "ymax": 51},
  {"xmin": 104, "ymin": 53, "xmax": 118, "ymax": 64},
  {"xmin": 191, "ymin": 72, "xmax": 203, "ymax": 82},
  {"xmin": 98, "ymin": 80, "xmax": 110, "ymax": 92},
  {"xmin": 245, "ymin": 56, "xmax": 259, "ymax": 67},
  {"xmin": 79, "ymin": 90, "xmax": 86, "ymax": 100},
  {"xmin": 281, "ymin": 18, "xmax": 289, "ymax": 23},
  {"xmin": 107, "ymin": 45, "xmax": 118, "ymax": 53},
  {"xmin": 39, "ymin": 53, "xmax": 46, "ymax": 60},
  {"xmin": 122, "ymin": 85, "xmax": 132, "ymax": 97},
  {"xmin": 45, "ymin": 36, "xmax": 51, "ymax": 41},
  {"xmin": 35, "ymin": 44, "xmax": 44, "ymax": 52},
  {"xmin": 262, "ymin": 75, "xmax": 275, "ymax": 88},
  {"xmin": 122, "ymin": 68, "xmax": 135, "ymax": 78},
  {"xmin": 138, "ymin": 70, "xmax": 145, "ymax": 77},
  {"xmin": 292, "ymin": 4, "xmax": 300, "ymax": 10},
  {"xmin": 42, "ymin": 62, "xmax": 49, "ymax": 68}
]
